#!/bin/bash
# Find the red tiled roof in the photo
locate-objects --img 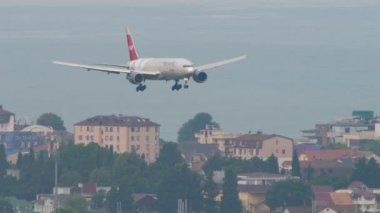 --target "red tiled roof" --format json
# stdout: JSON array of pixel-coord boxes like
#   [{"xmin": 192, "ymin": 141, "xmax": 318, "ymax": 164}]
[
  {"xmin": 312, "ymin": 185, "xmax": 334, "ymax": 194},
  {"xmin": 314, "ymin": 193, "xmax": 334, "ymax": 207},
  {"xmin": 329, "ymin": 192, "xmax": 353, "ymax": 205},
  {"xmin": 33, "ymin": 144, "xmax": 50, "ymax": 152},
  {"xmin": 132, "ymin": 193, "xmax": 157, "ymax": 202},
  {"xmin": 348, "ymin": 181, "xmax": 366, "ymax": 189},
  {"xmin": 238, "ymin": 172, "xmax": 286, "ymax": 178},
  {"xmin": 300, "ymin": 149, "xmax": 367, "ymax": 161},
  {"xmin": 81, "ymin": 183, "xmax": 97, "ymax": 194}
]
